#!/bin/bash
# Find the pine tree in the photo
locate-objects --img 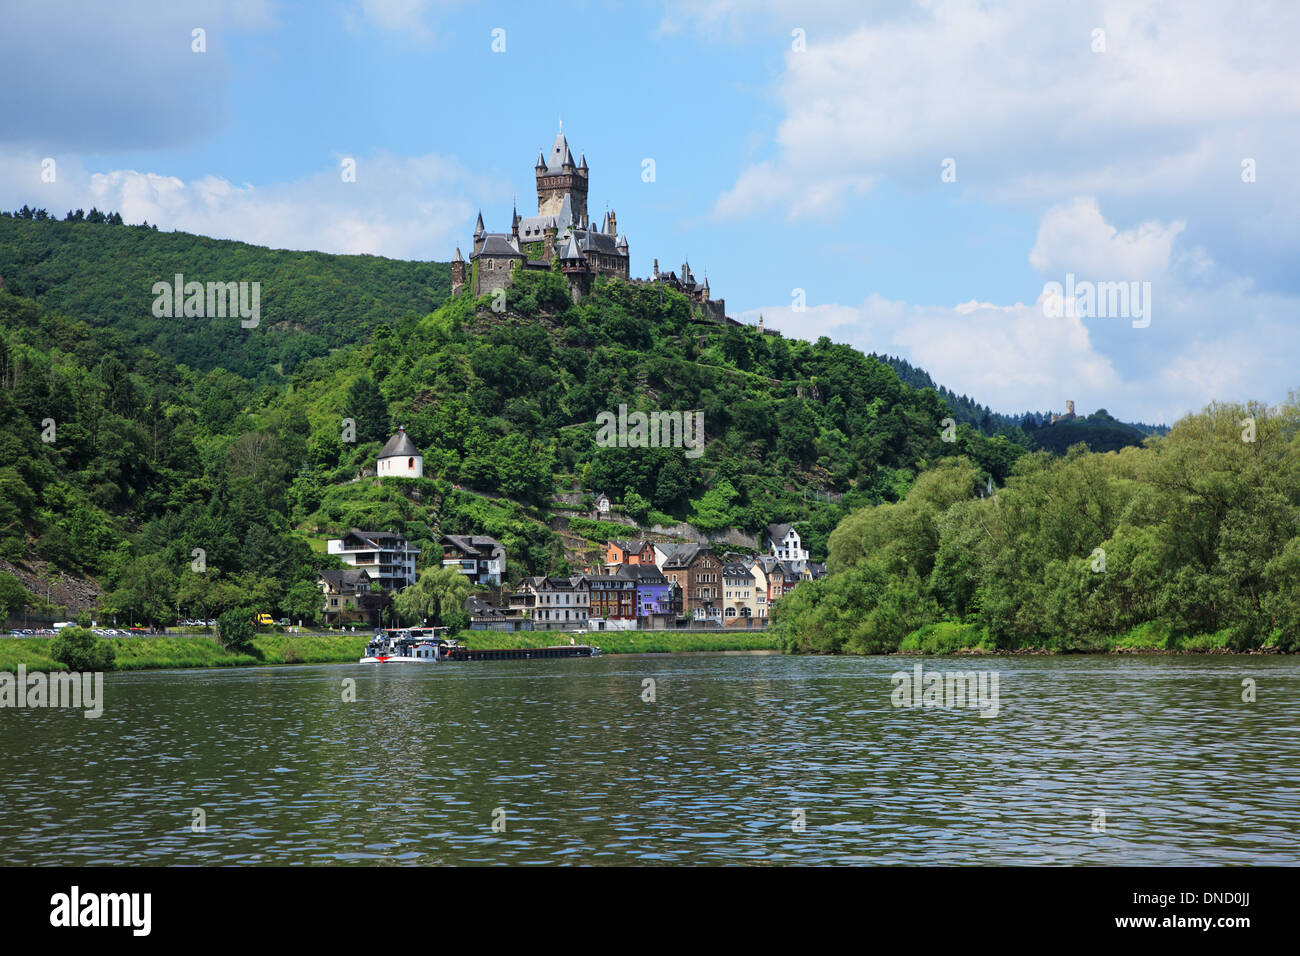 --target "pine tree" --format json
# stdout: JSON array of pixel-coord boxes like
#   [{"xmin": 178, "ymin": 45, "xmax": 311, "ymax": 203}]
[{"xmin": 344, "ymin": 375, "xmax": 389, "ymax": 443}]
